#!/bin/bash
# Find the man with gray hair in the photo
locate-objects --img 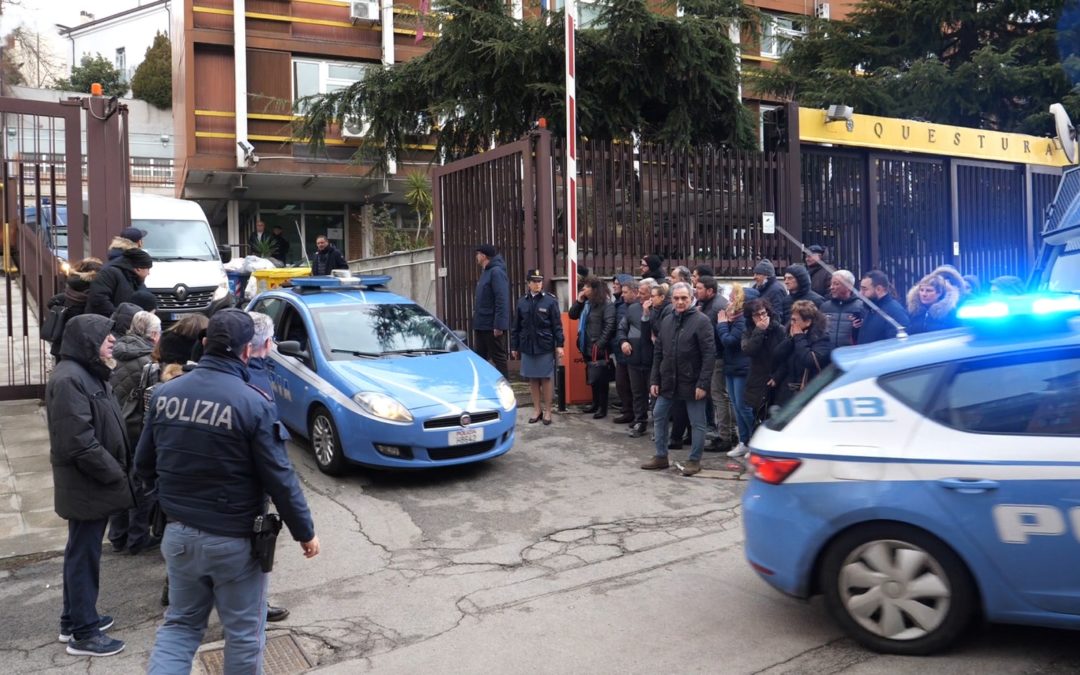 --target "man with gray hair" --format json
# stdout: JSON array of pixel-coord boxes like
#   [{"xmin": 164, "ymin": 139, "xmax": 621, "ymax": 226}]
[
  {"xmin": 243, "ymin": 311, "xmax": 292, "ymax": 623},
  {"xmin": 641, "ymin": 281, "xmax": 715, "ymax": 476},
  {"xmin": 820, "ymin": 269, "xmax": 866, "ymax": 348}
]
